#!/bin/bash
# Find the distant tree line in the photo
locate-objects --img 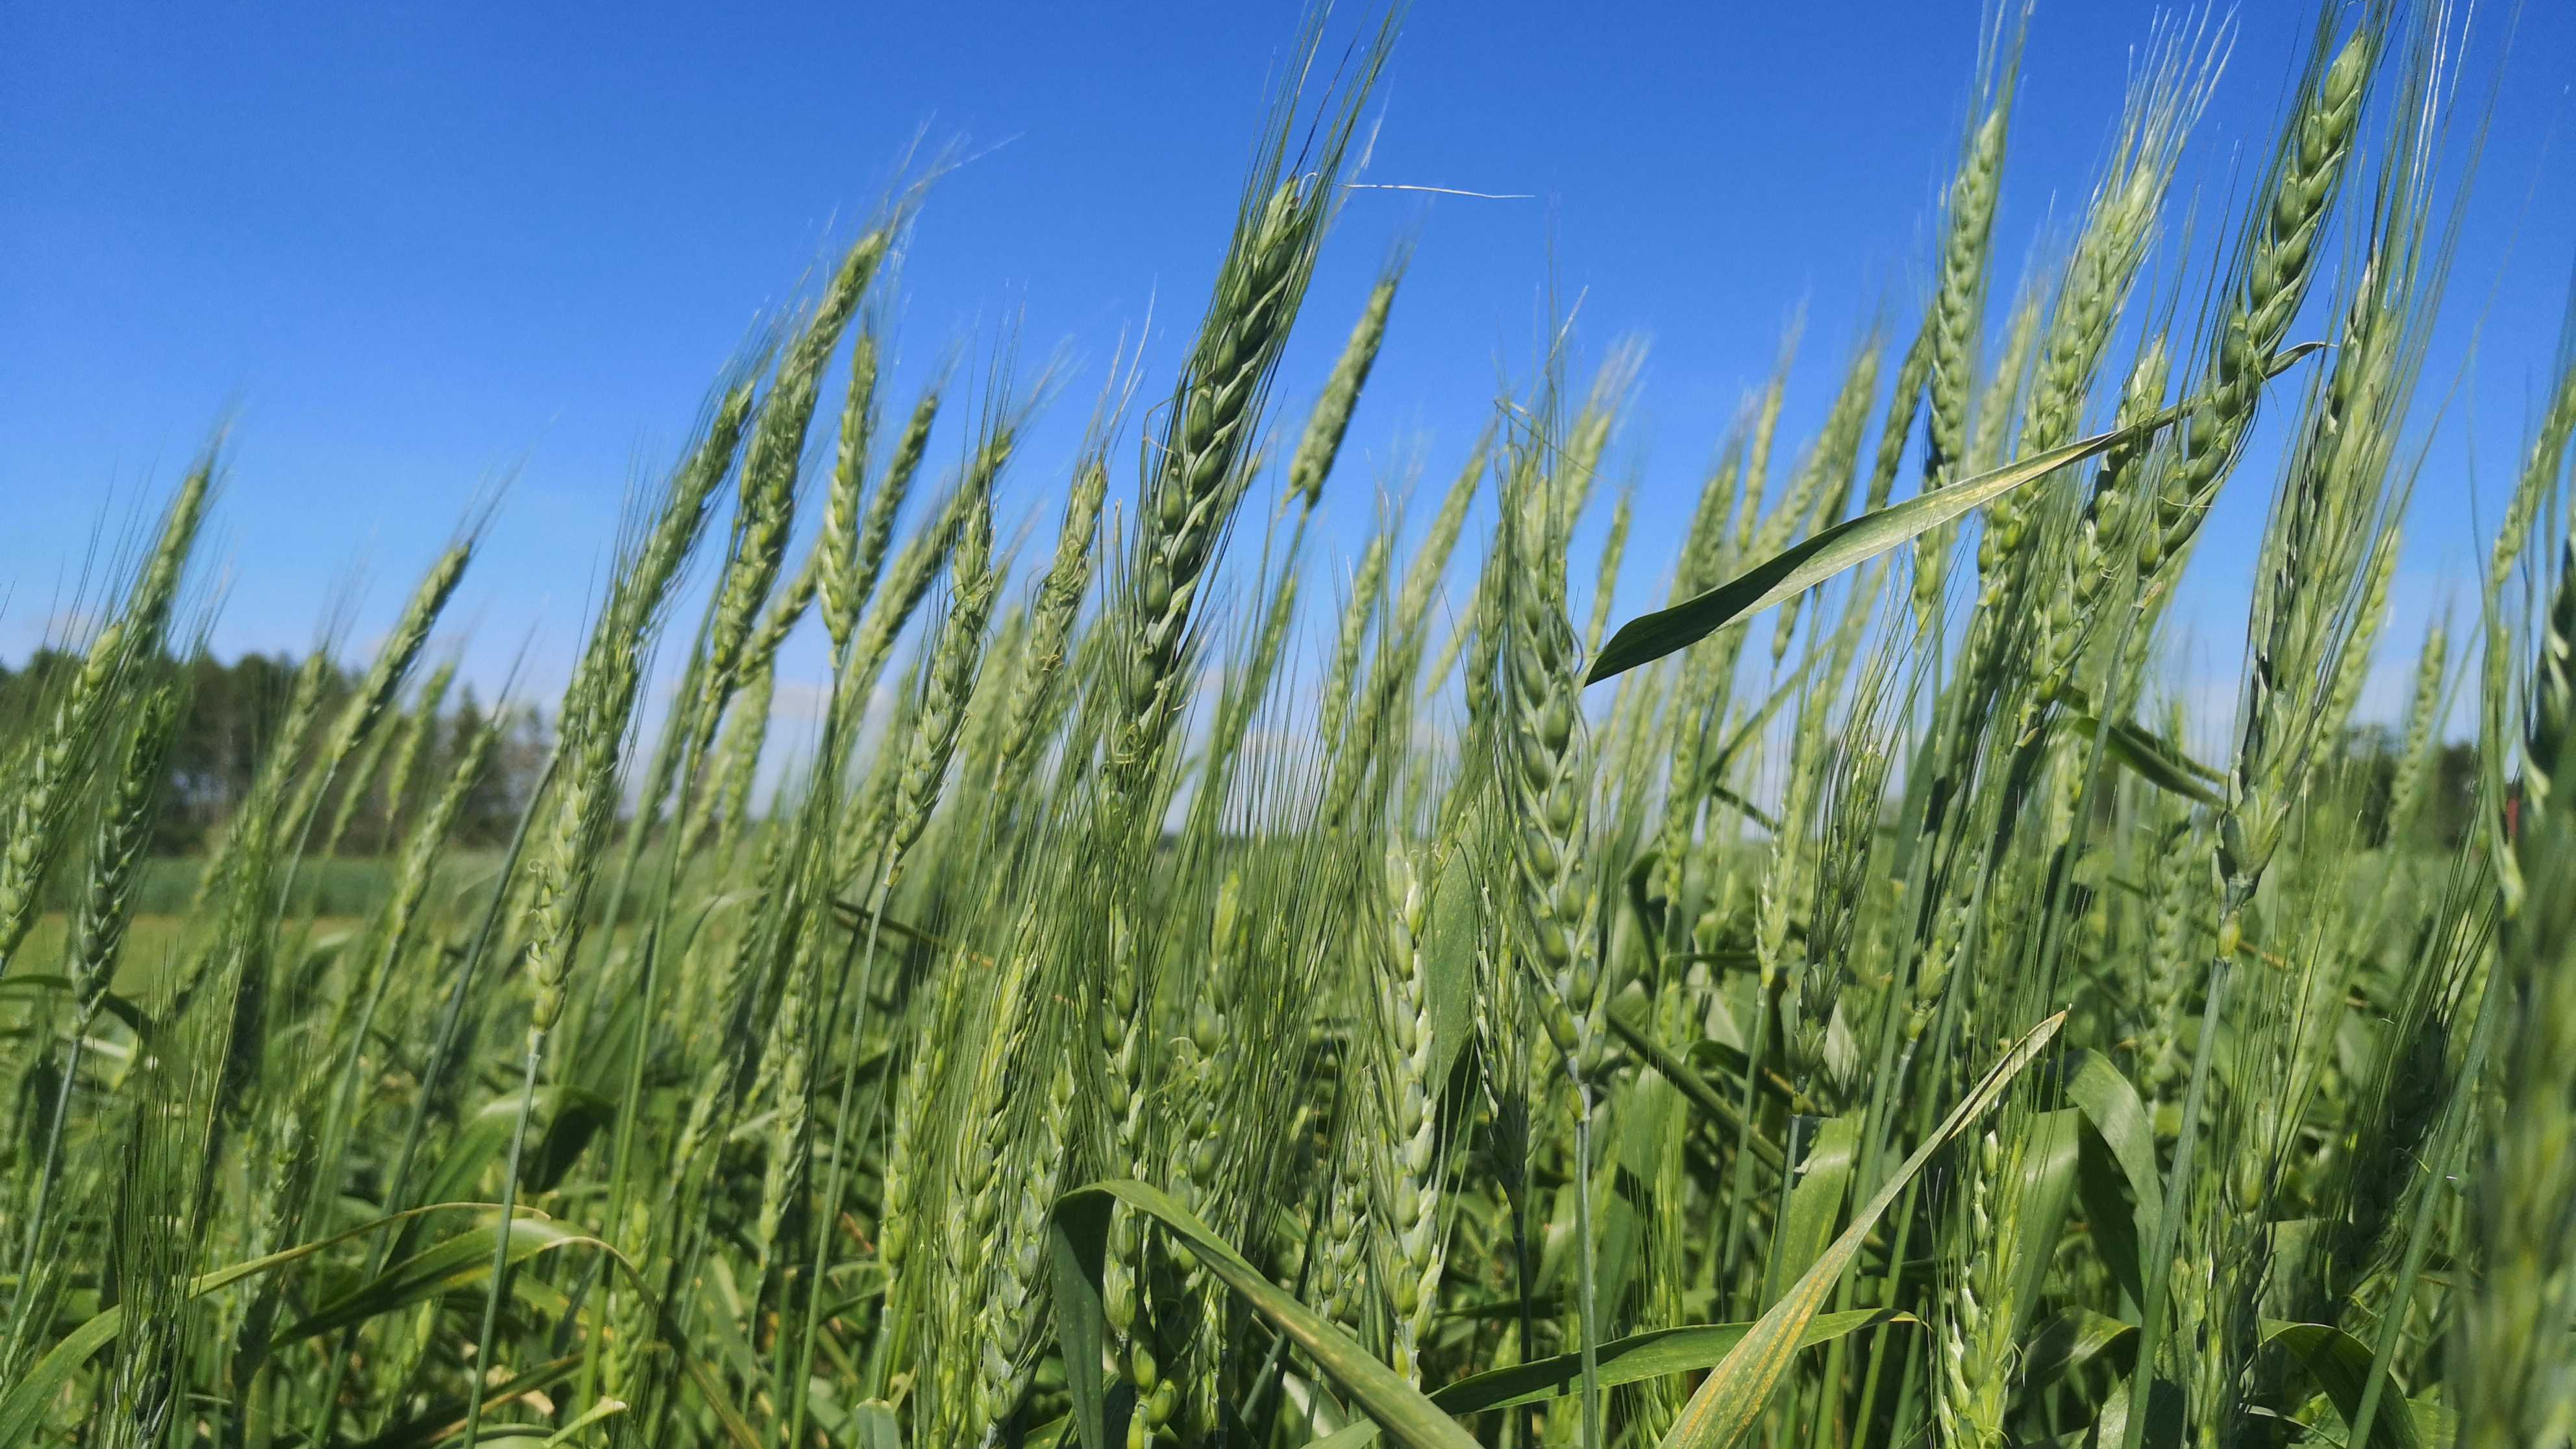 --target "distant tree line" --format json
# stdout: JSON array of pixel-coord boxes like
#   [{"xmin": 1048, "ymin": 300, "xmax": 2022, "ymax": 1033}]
[
  {"xmin": 0, "ymin": 649, "xmax": 546, "ymax": 856},
  {"xmin": 3, "ymin": 647, "xmax": 2477, "ymax": 860}
]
